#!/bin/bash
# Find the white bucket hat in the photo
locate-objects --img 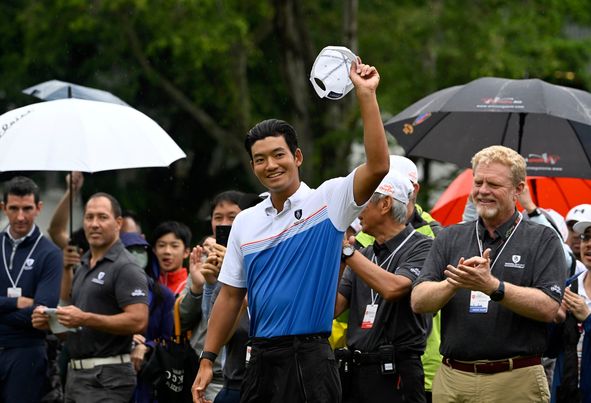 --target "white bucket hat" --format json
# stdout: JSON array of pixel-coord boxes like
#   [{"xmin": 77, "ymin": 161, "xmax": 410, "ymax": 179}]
[{"xmin": 310, "ymin": 46, "xmax": 357, "ymax": 100}]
